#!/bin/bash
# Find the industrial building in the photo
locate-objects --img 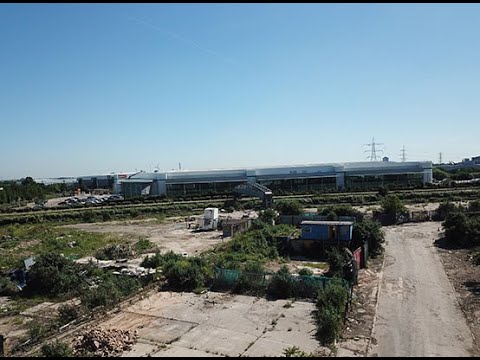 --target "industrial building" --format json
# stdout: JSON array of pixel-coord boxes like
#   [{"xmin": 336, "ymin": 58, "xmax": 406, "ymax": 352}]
[
  {"xmin": 77, "ymin": 173, "xmax": 136, "ymax": 193},
  {"xmin": 119, "ymin": 160, "xmax": 433, "ymax": 198}
]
